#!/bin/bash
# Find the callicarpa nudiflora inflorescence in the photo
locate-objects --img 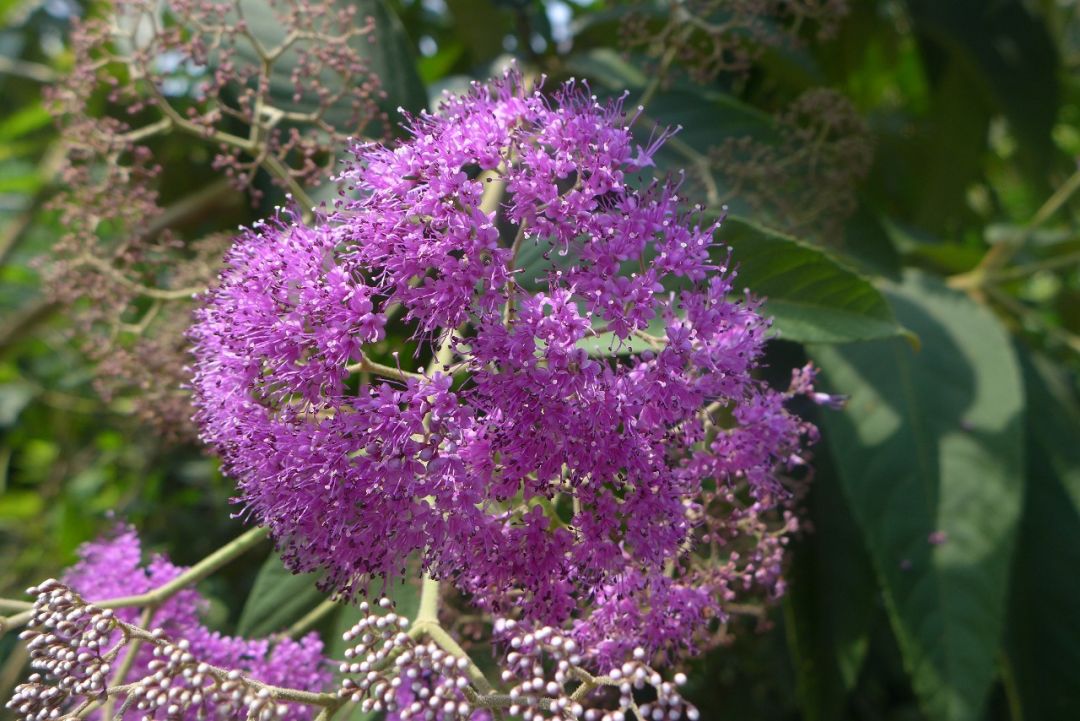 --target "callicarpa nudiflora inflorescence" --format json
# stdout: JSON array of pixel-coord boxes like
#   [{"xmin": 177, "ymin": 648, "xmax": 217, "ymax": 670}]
[
  {"xmin": 191, "ymin": 71, "xmax": 830, "ymax": 659},
  {"xmin": 10, "ymin": 71, "xmax": 835, "ymax": 721}
]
